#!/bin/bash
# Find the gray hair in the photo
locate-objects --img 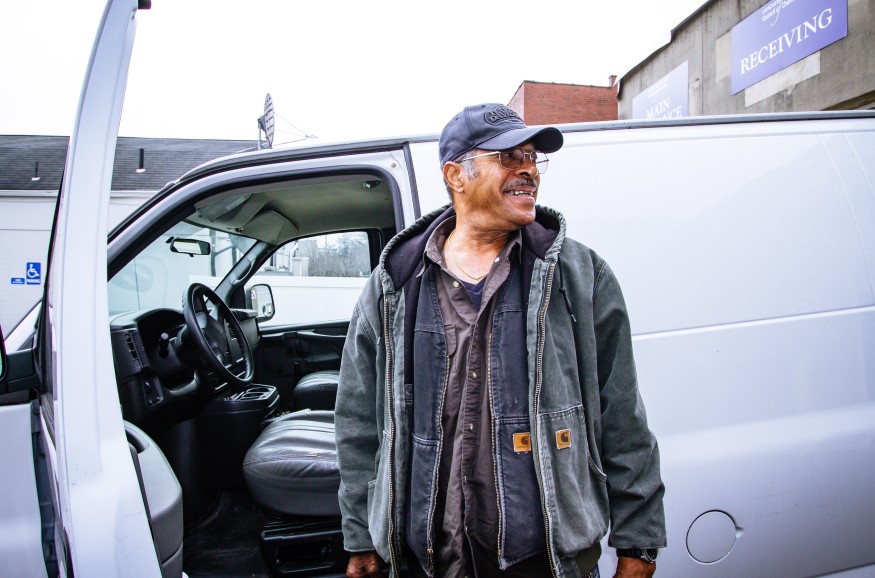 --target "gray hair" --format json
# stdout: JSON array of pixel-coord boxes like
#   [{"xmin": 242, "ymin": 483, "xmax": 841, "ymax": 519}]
[{"xmin": 443, "ymin": 150, "xmax": 481, "ymax": 199}]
